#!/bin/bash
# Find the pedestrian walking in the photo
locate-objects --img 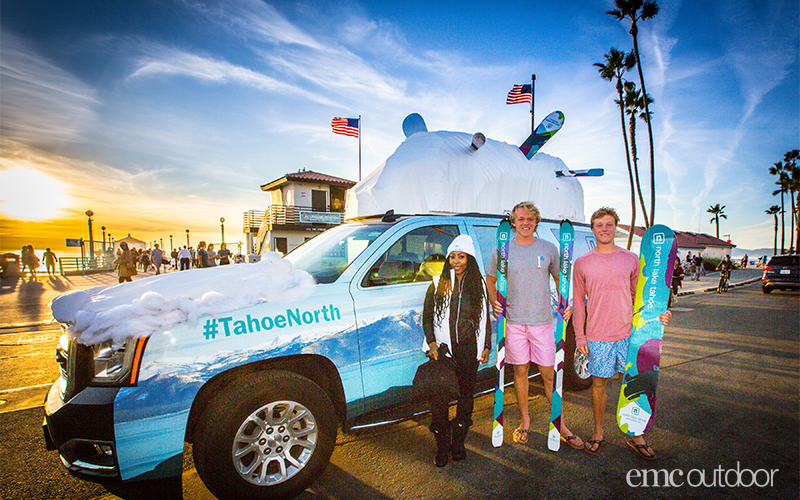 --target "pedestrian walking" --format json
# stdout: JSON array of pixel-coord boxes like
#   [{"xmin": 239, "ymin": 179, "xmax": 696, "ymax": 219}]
[
  {"xmin": 114, "ymin": 242, "xmax": 136, "ymax": 283},
  {"xmin": 43, "ymin": 248, "xmax": 58, "ymax": 277}
]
